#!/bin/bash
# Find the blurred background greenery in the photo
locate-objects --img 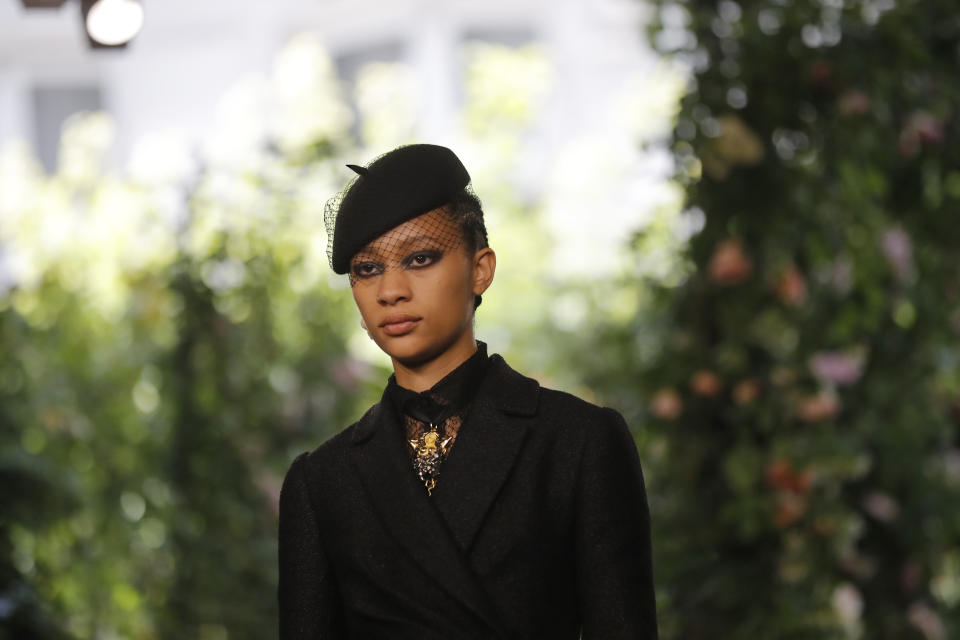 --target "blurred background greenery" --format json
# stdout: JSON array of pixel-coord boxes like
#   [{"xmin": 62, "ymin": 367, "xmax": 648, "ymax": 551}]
[{"xmin": 2, "ymin": 0, "xmax": 959, "ymax": 638}]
